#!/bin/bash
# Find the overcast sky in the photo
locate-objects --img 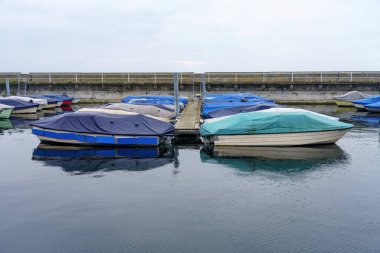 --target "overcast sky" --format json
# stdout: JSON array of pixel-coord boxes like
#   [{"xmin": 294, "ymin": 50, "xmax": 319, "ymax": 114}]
[{"xmin": 1, "ymin": 0, "xmax": 379, "ymax": 72}]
